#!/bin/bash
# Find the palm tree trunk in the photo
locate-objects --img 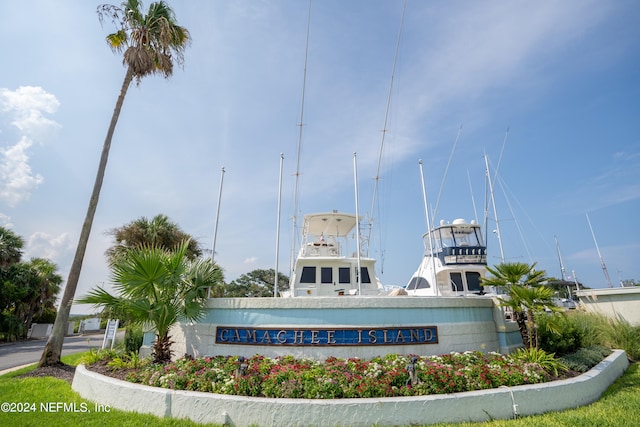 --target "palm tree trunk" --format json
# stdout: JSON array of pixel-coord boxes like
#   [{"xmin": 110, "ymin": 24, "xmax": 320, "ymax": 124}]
[{"xmin": 39, "ymin": 67, "xmax": 134, "ymax": 367}]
